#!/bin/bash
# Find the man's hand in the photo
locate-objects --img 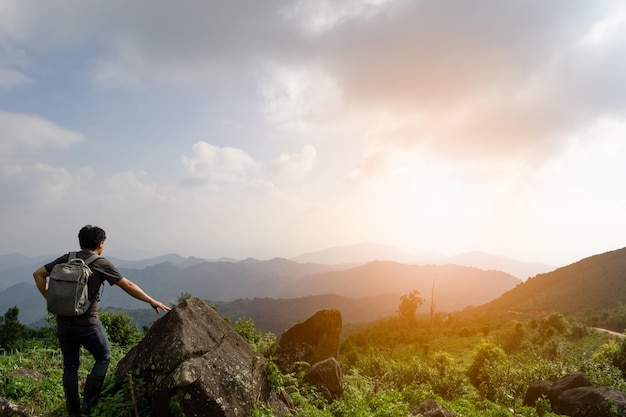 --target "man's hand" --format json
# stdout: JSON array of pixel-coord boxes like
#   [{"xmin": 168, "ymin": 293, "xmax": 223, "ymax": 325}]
[{"xmin": 149, "ymin": 300, "xmax": 171, "ymax": 314}]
